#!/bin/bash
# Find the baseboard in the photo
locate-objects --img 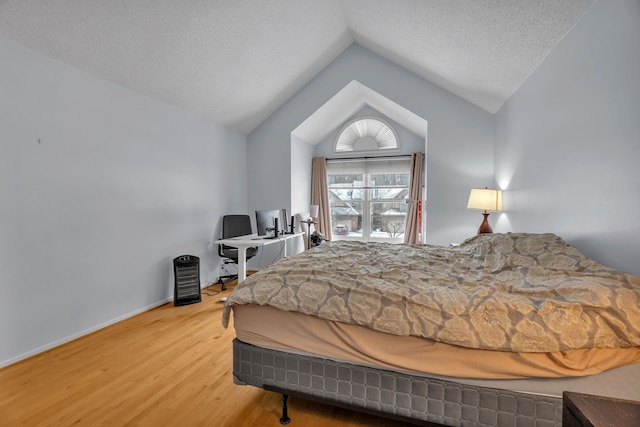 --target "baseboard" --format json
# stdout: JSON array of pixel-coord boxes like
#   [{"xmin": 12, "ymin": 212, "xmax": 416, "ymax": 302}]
[
  {"xmin": 0, "ymin": 296, "xmax": 174, "ymax": 369},
  {"xmin": 1, "ymin": 281, "xmax": 239, "ymax": 369}
]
